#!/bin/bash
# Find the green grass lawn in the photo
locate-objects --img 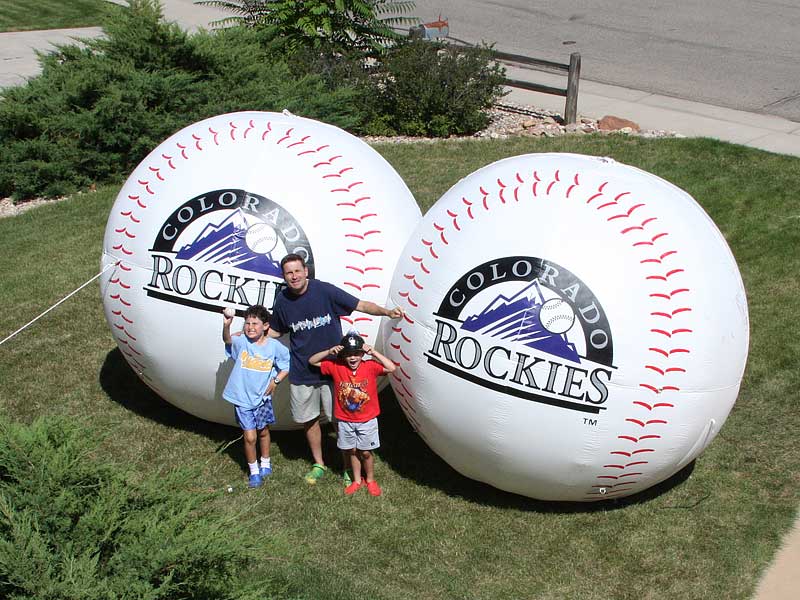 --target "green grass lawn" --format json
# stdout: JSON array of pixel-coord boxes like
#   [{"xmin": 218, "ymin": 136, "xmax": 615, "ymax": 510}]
[
  {"xmin": 0, "ymin": 134, "xmax": 798, "ymax": 599},
  {"xmin": 0, "ymin": 0, "xmax": 116, "ymax": 32}
]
